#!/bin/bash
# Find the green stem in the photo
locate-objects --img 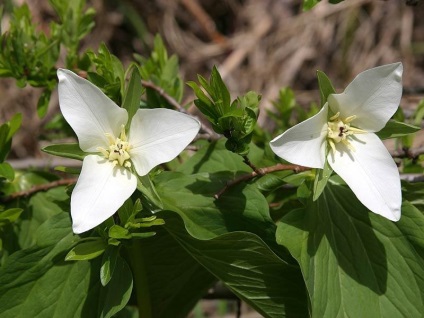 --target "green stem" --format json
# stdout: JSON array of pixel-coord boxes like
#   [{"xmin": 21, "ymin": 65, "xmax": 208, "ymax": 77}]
[{"xmin": 127, "ymin": 241, "xmax": 152, "ymax": 318}]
